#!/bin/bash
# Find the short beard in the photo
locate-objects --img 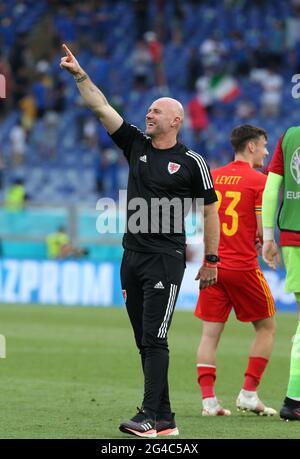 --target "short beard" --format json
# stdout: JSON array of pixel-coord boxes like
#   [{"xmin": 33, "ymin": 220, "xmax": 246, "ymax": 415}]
[{"xmin": 146, "ymin": 126, "xmax": 162, "ymax": 138}]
